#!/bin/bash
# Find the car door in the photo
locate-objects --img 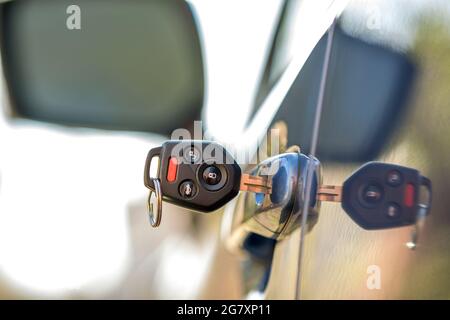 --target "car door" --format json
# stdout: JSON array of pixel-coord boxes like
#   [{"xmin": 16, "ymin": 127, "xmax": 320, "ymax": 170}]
[{"xmin": 257, "ymin": 0, "xmax": 450, "ymax": 299}]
